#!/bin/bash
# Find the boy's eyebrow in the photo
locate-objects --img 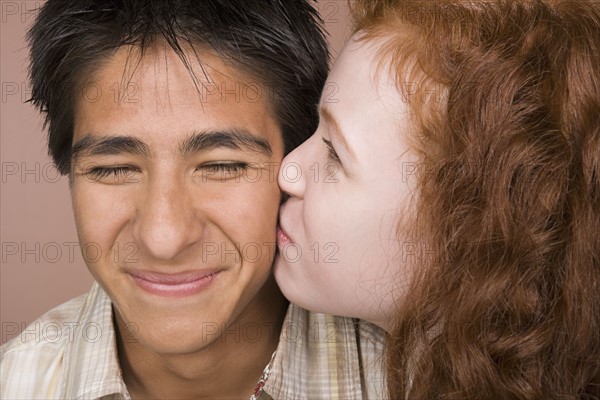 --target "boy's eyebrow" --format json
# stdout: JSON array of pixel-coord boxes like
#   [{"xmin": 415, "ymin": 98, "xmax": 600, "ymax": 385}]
[
  {"xmin": 71, "ymin": 128, "xmax": 274, "ymax": 162},
  {"xmin": 320, "ymin": 105, "xmax": 356, "ymax": 159},
  {"xmin": 71, "ymin": 136, "xmax": 150, "ymax": 161},
  {"xmin": 180, "ymin": 129, "xmax": 273, "ymax": 157}
]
